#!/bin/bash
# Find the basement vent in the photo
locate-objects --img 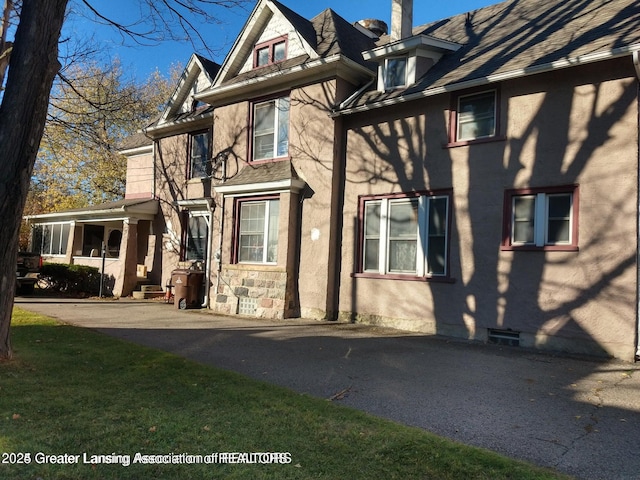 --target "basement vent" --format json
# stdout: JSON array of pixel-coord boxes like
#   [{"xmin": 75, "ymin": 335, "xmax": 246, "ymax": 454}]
[
  {"xmin": 488, "ymin": 328, "xmax": 520, "ymax": 347},
  {"xmin": 238, "ymin": 297, "xmax": 257, "ymax": 316}
]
